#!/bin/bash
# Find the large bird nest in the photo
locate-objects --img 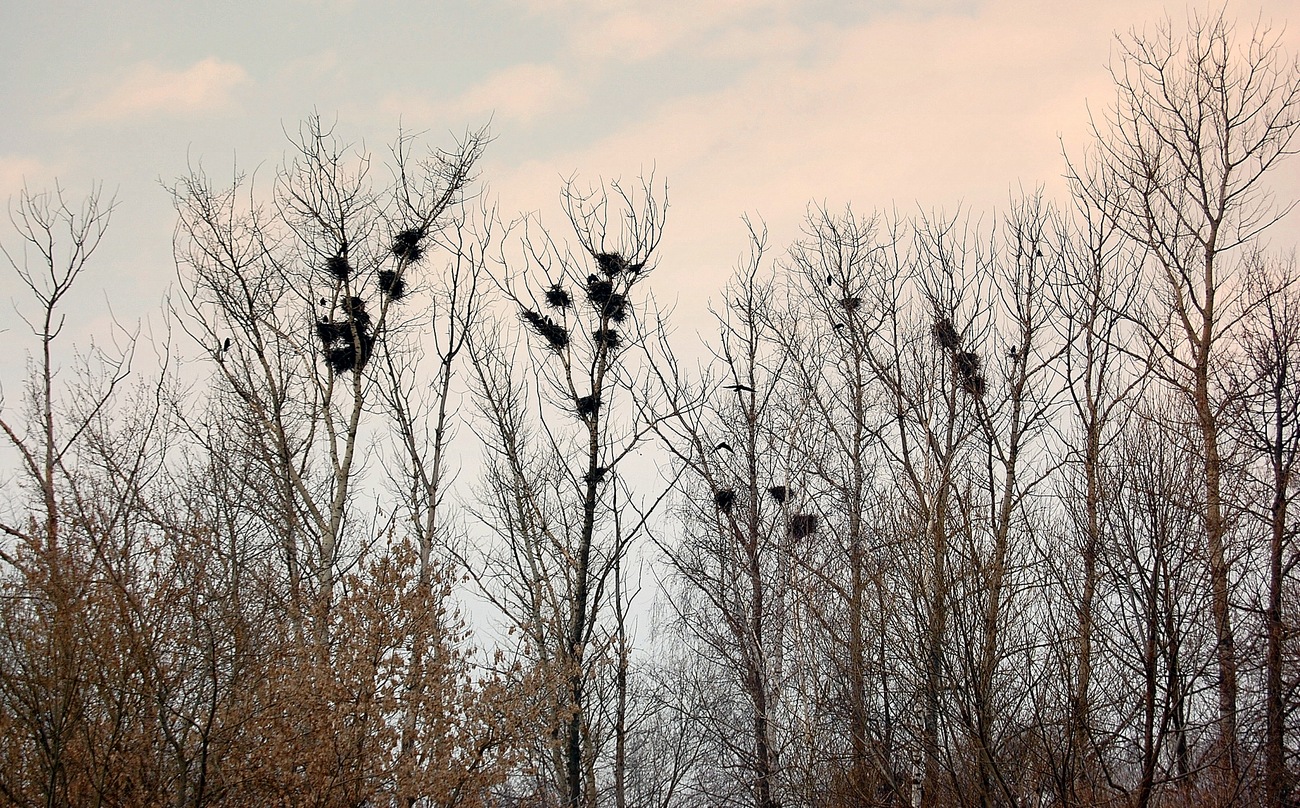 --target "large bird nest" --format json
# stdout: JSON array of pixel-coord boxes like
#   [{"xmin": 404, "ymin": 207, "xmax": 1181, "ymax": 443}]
[{"xmin": 521, "ymin": 309, "xmax": 569, "ymax": 351}]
